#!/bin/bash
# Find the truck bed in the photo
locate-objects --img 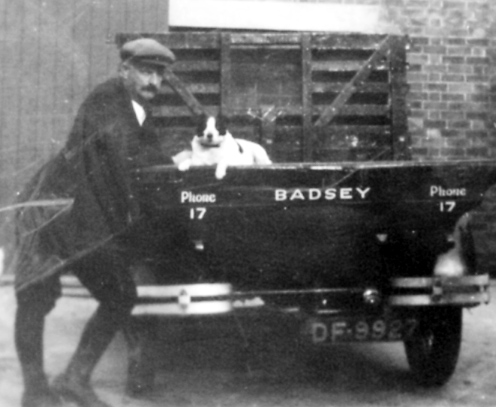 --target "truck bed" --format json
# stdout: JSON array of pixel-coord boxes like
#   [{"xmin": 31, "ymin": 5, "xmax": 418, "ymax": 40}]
[{"xmin": 133, "ymin": 160, "xmax": 496, "ymax": 294}]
